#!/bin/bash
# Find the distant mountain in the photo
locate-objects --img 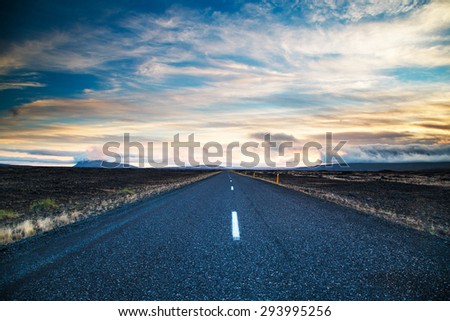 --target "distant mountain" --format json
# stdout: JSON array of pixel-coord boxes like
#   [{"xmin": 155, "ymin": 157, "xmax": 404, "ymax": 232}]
[
  {"xmin": 73, "ymin": 160, "xmax": 137, "ymax": 168},
  {"xmin": 295, "ymin": 162, "xmax": 450, "ymax": 172}
]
